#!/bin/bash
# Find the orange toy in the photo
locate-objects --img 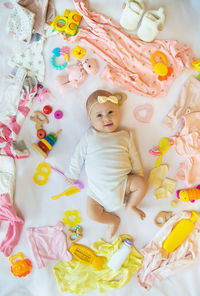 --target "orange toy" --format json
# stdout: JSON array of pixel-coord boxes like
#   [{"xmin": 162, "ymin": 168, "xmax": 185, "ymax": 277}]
[
  {"xmin": 69, "ymin": 242, "xmax": 107, "ymax": 270},
  {"xmin": 177, "ymin": 185, "xmax": 200, "ymax": 203},
  {"xmin": 9, "ymin": 252, "xmax": 32, "ymax": 277}
]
